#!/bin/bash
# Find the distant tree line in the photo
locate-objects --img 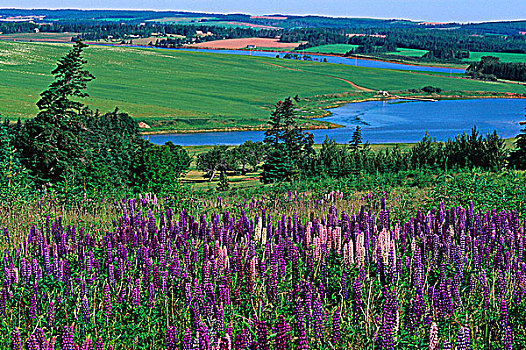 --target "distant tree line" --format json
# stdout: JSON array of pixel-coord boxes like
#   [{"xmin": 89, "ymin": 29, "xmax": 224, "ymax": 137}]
[
  {"xmin": 277, "ymin": 26, "xmax": 525, "ymax": 62},
  {"xmin": 467, "ymin": 56, "xmax": 526, "ymax": 82}
]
